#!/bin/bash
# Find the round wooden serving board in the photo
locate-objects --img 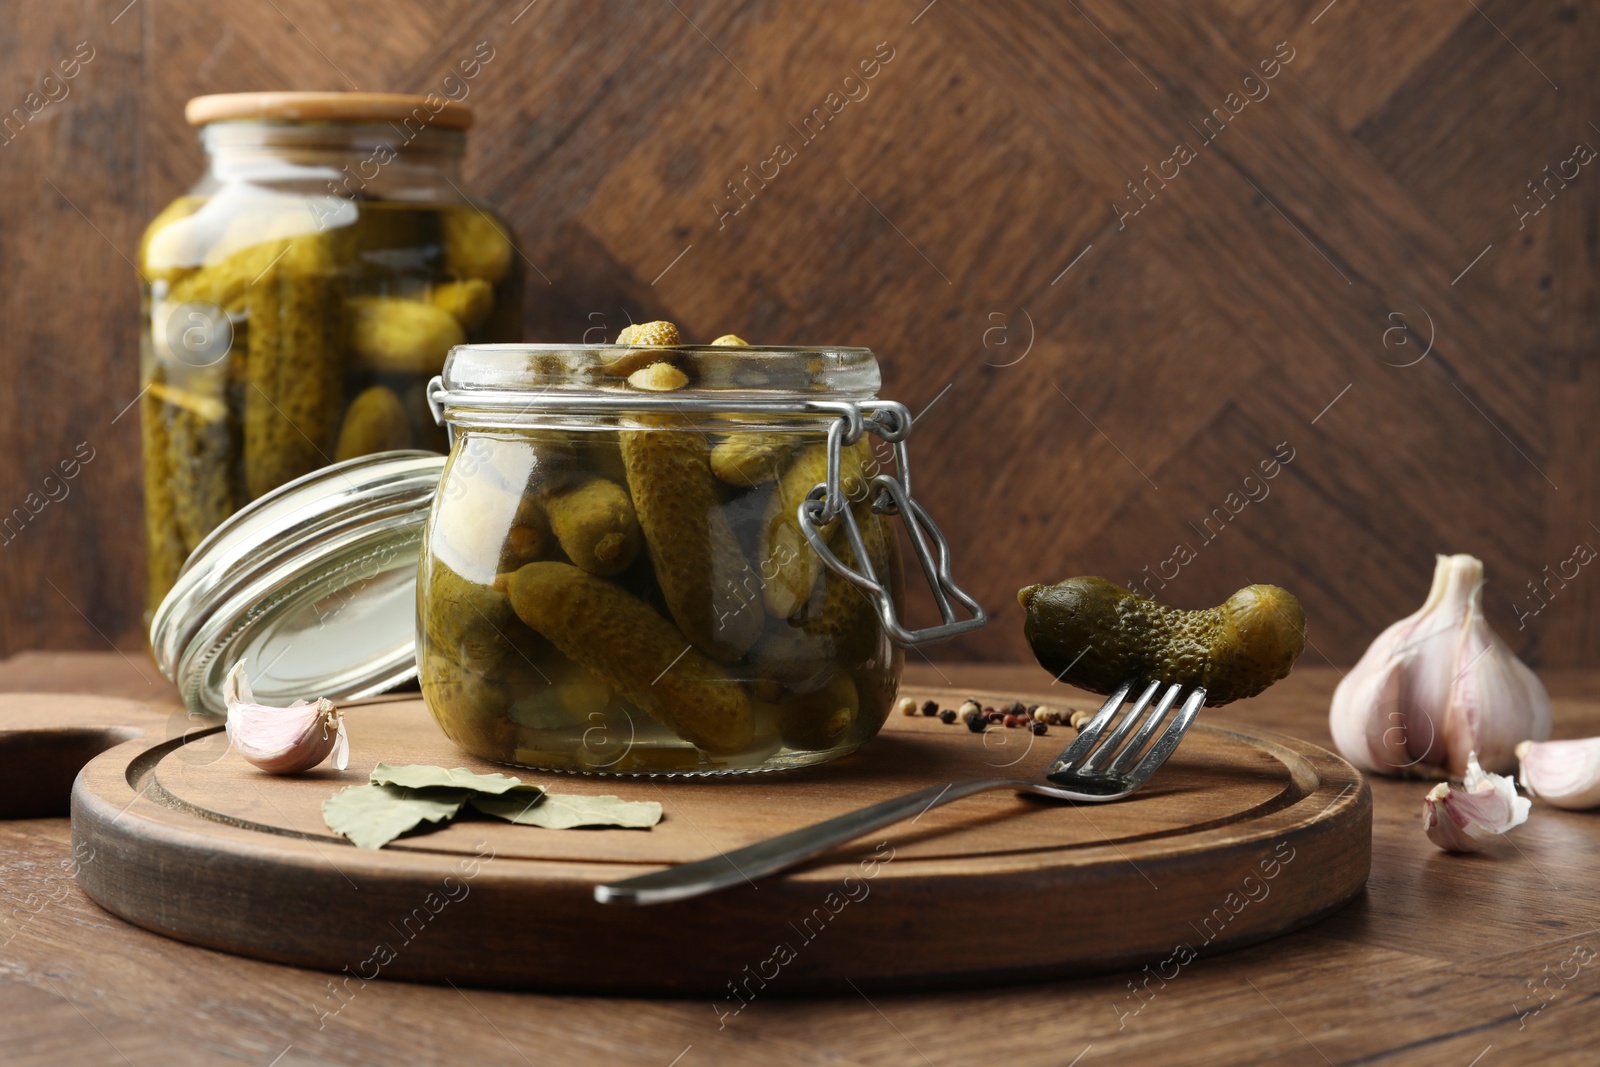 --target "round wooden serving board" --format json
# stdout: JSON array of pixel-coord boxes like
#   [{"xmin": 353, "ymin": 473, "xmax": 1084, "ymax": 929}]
[{"xmin": 3, "ymin": 687, "xmax": 1370, "ymax": 994}]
